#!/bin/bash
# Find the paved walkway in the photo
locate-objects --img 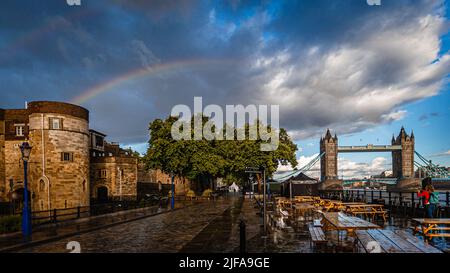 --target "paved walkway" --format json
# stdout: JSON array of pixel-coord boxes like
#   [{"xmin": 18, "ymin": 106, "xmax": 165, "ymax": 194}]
[
  {"xmin": 0, "ymin": 201, "xmax": 188, "ymax": 252},
  {"xmin": 13, "ymin": 196, "xmax": 259, "ymax": 253},
  {"xmin": 180, "ymin": 196, "xmax": 262, "ymax": 253}
]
